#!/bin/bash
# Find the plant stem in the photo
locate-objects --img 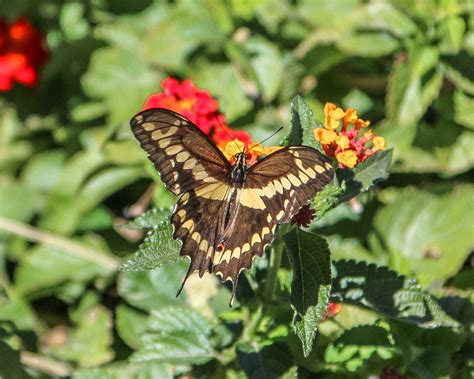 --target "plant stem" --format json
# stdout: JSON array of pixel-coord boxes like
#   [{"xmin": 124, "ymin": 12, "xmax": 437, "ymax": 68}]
[
  {"xmin": 21, "ymin": 352, "xmax": 71, "ymax": 377},
  {"xmin": 263, "ymin": 226, "xmax": 286, "ymax": 303},
  {"xmin": 0, "ymin": 216, "xmax": 121, "ymax": 270}
]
